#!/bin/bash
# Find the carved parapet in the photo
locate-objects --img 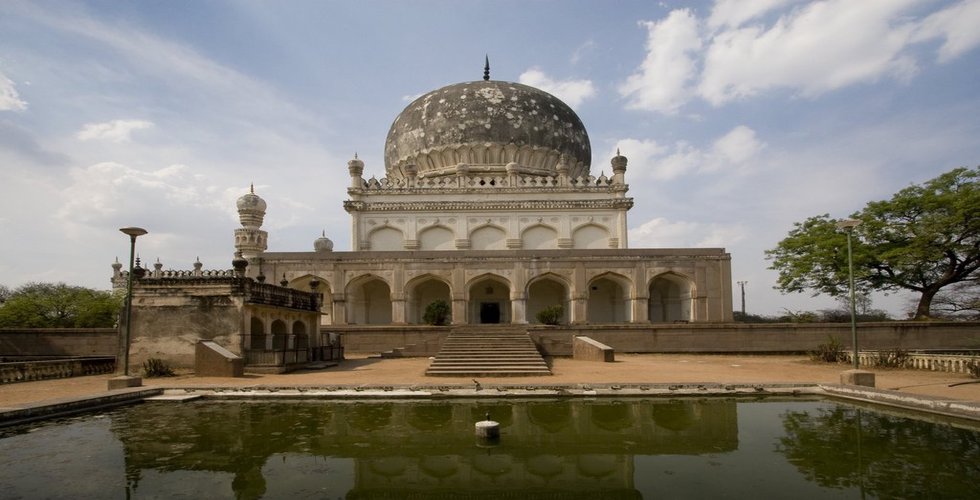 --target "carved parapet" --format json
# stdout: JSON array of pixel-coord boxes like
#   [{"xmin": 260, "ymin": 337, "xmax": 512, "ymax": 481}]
[{"xmin": 389, "ymin": 143, "xmax": 590, "ymax": 180}]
